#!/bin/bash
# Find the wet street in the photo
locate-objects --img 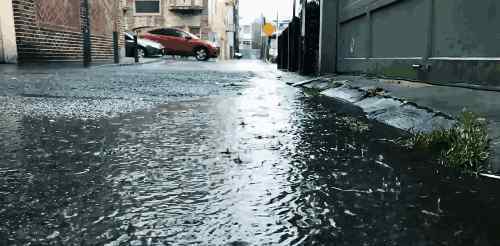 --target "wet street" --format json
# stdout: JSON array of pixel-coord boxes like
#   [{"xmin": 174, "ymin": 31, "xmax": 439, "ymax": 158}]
[{"xmin": 1, "ymin": 59, "xmax": 500, "ymax": 245}]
